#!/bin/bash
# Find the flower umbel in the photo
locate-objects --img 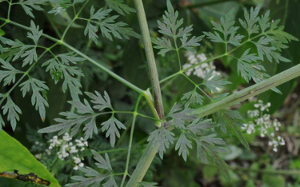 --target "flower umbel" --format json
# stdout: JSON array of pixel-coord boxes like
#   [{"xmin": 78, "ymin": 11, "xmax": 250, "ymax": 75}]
[{"xmin": 242, "ymin": 100, "xmax": 285, "ymax": 152}]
